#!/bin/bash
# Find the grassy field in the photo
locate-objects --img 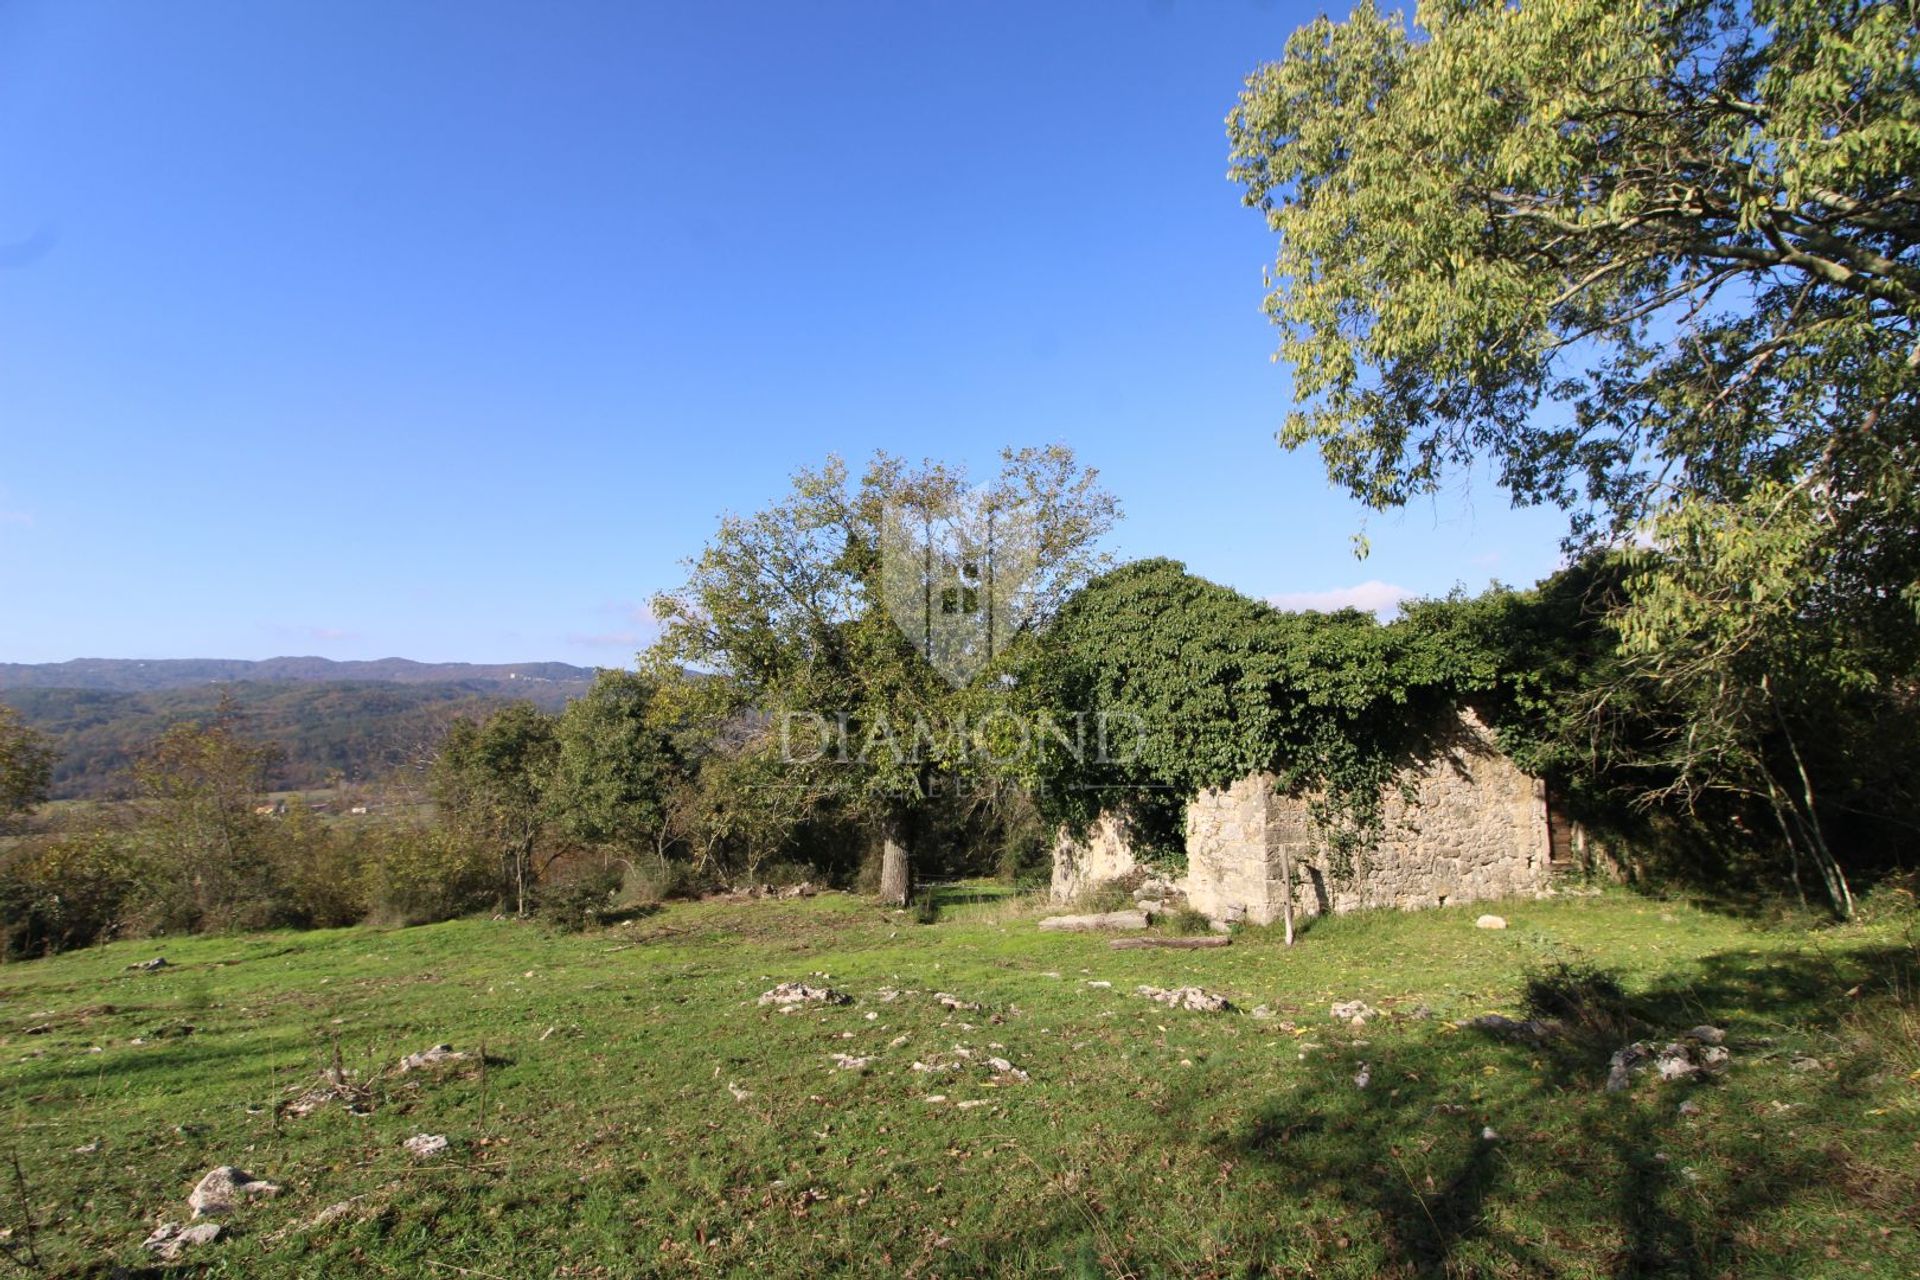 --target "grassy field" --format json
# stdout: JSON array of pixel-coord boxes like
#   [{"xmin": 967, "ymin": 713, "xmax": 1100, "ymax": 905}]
[{"xmin": 1, "ymin": 886, "xmax": 1915, "ymax": 1278}]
